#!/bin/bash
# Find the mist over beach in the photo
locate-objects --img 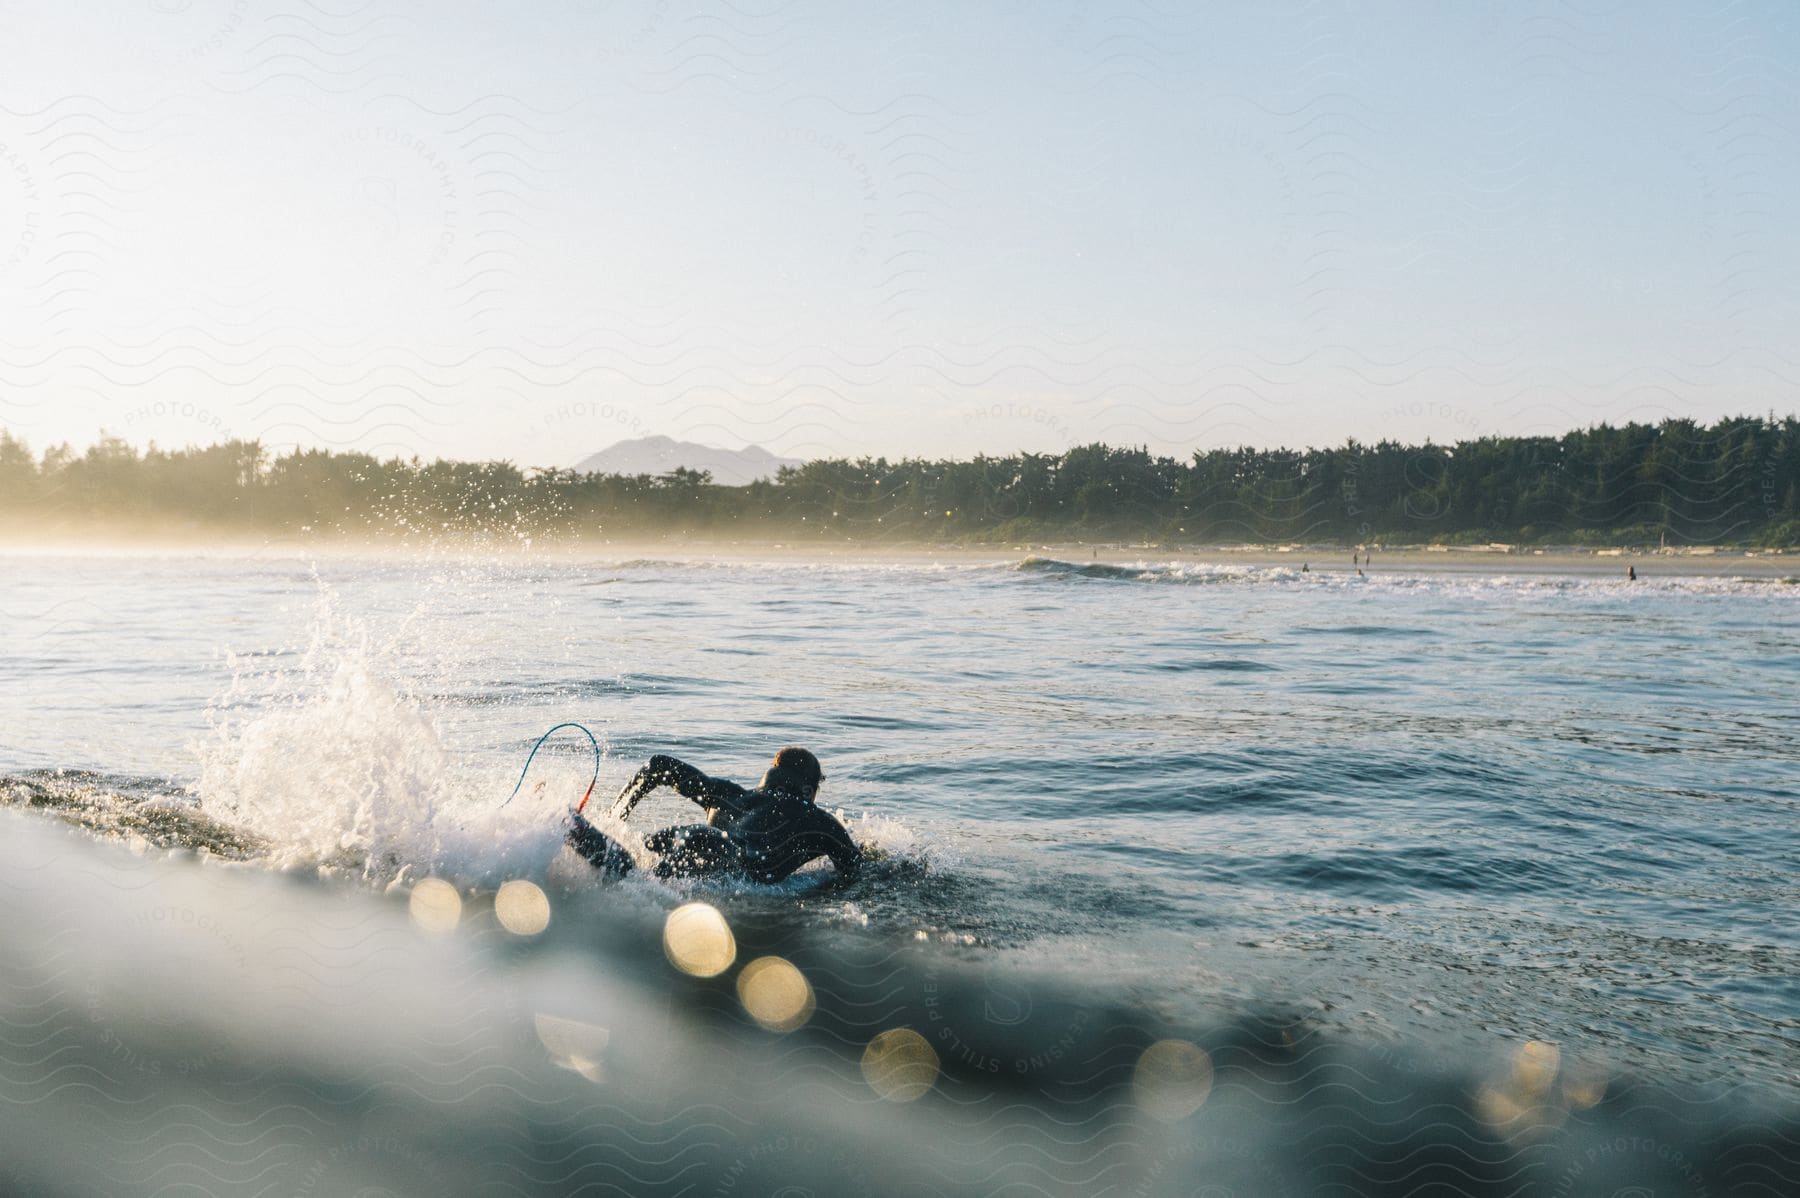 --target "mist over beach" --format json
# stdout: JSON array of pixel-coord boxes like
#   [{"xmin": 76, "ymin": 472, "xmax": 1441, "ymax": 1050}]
[{"xmin": 5, "ymin": 3, "xmax": 1800, "ymax": 1196}]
